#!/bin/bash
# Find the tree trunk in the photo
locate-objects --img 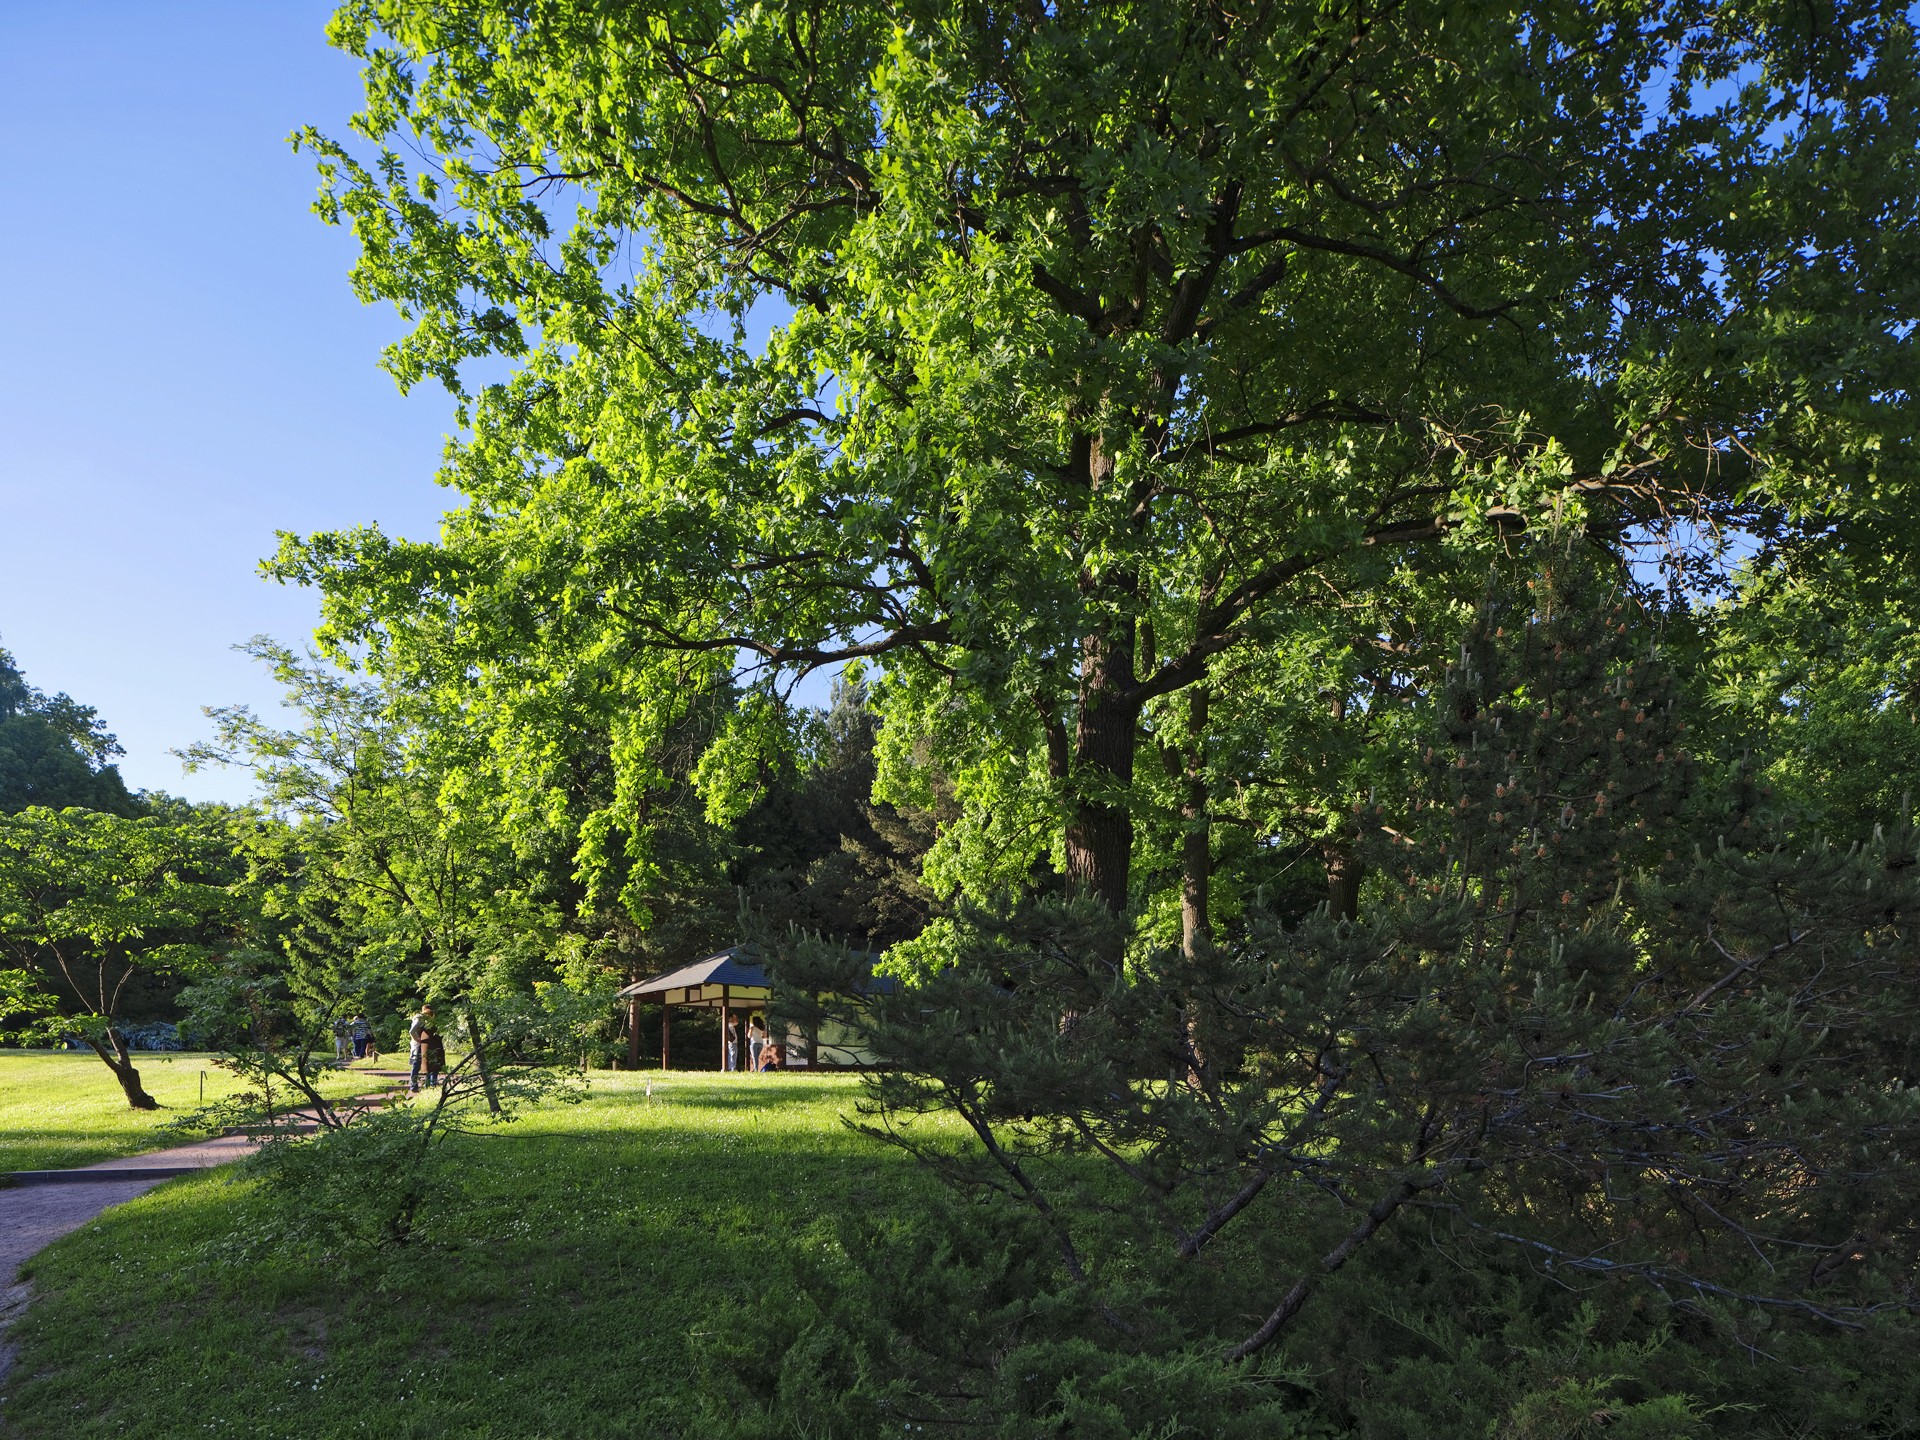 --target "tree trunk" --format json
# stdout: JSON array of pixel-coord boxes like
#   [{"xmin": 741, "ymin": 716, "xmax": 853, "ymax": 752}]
[
  {"xmin": 1061, "ymin": 430, "xmax": 1141, "ymax": 921},
  {"xmin": 1321, "ymin": 688, "xmax": 1362, "ymax": 921},
  {"xmin": 89, "ymin": 1030, "xmax": 159, "ymax": 1110},
  {"xmin": 1324, "ymin": 845, "xmax": 1363, "ymax": 922},
  {"xmin": 1063, "ymin": 628, "xmax": 1138, "ymax": 918},
  {"xmin": 463, "ymin": 998, "xmax": 502, "ymax": 1116},
  {"xmin": 1177, "ymin": 686, "xmax": 1214, "ymax": 1091},
  {"xmin": 1180, "ymin": 686, "xmax": 1211, "ymax": 961}
]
